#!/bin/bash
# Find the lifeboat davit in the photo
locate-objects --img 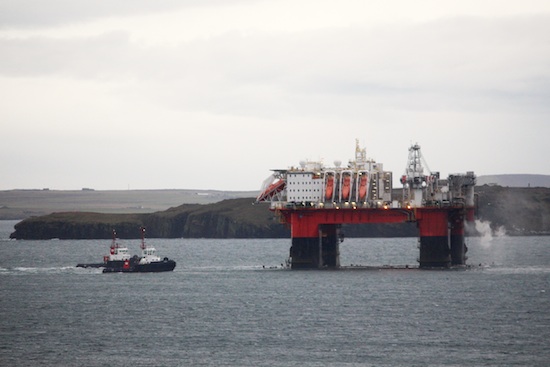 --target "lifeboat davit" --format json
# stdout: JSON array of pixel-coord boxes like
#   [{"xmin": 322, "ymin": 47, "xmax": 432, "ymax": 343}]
[
  {"xmin": 256, "ymin": 179, "xmax": 286, "ymax": 202},
  {"xmin": 325, "ymin": 176, "xmax": 334, "ymax": 200},
  {"xmin": 341, "ymin": 175, "xmax": 351, "ymax": 200},
  {"xmin": 359, "ymin": 174, "xmax": 368, "ymax": 200}
]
